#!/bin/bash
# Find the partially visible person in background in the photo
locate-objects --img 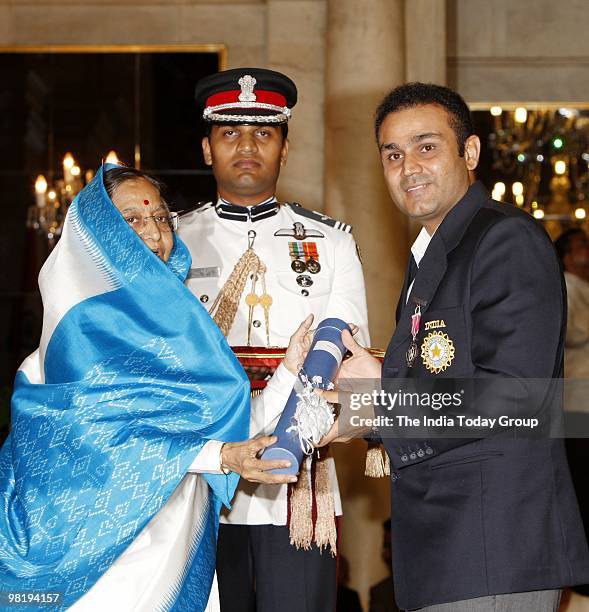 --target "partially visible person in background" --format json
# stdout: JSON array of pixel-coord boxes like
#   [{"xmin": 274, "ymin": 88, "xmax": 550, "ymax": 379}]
[
  {"xmin": 555, "ymin": 227, "xmax": 589, "ymax": 597},
  {"xmin": 556, "ymin": 228, "xmax": 589, "ymax": 384},
  {"xmin": 336, "ymin": 555, "xmax": 363, "ymax": 612},
  {"xmin": 369, "ymin": 519, "xmax": 399, "ymax": 612}
]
